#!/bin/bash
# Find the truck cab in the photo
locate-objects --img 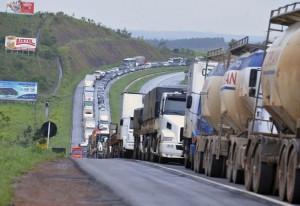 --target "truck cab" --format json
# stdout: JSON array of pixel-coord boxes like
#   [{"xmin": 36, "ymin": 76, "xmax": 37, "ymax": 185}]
[{"xmin": 158, "ymin": 92, "xmax": 186, "ymax": 160}]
